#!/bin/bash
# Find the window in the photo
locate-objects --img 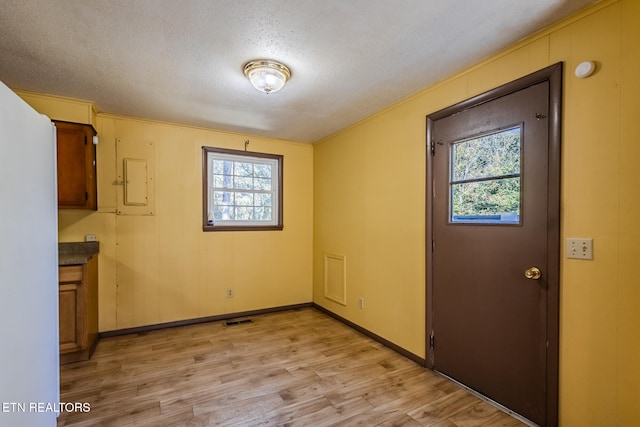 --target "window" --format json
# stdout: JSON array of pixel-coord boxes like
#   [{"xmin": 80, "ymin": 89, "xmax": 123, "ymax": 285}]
[
  {"xmin": 449, "ymin": 126, "xmax": 522, "ymax": 224},
  {"xmin": 203, "ymin": 146, "xmax": 283, "ymax": 231}
]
